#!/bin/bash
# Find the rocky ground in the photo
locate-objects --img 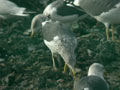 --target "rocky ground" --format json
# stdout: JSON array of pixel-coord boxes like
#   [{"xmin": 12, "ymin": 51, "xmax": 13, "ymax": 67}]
[{"xmin": 0, "ymin": 0, "xmax": 120, "ymax": 90}]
